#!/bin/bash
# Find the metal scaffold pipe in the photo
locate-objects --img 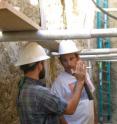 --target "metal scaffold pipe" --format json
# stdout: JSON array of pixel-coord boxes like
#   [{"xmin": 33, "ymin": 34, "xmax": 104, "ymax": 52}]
[
  {"xmin": 80, "ymin": 48, "xmax": 117, "ymax": 55},
  {"xmin": 52, "ymin": 51, "xmax": 117, "ymax": 61},
  {"xmin": 80, "ymin": 53, "xmax": 117, "ymax": 61},
  {"xmin": 0, "ymin": 28, "xmax": 117, "ymax": 41},
  {"xmin": 91, "ymin": 28, "xmax": 117, "ymax": 37}
]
